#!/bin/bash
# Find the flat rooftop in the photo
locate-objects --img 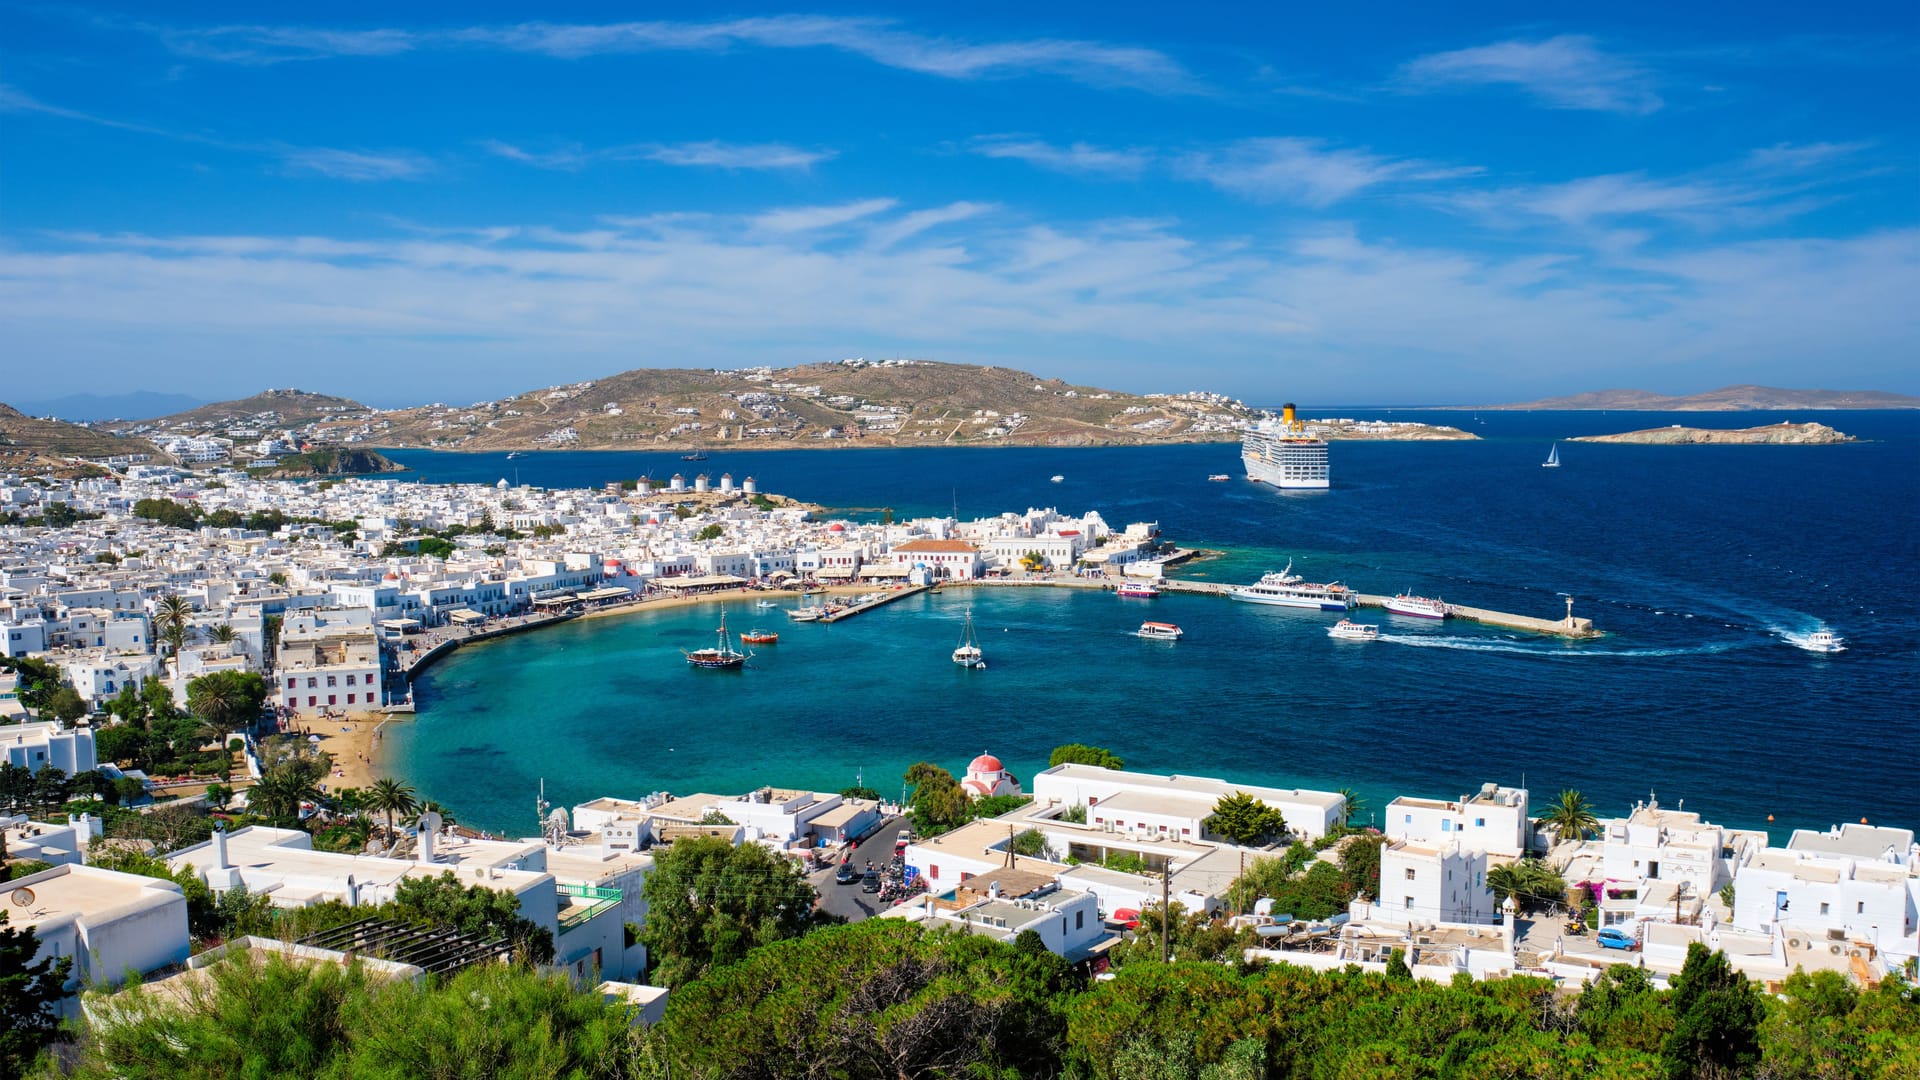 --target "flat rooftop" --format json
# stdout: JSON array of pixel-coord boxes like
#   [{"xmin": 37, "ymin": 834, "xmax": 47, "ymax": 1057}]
[
  {"xmin": 1788, "ymin": 824, "xmax": 1915, "ymax": 861},
  {"xmin": 6, "ymin": 864, "xmax": 183, "ymax": 932},
  {"xmin": 1040, "ymin": 764, "xmax": 1344, "ymax": 810}
]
